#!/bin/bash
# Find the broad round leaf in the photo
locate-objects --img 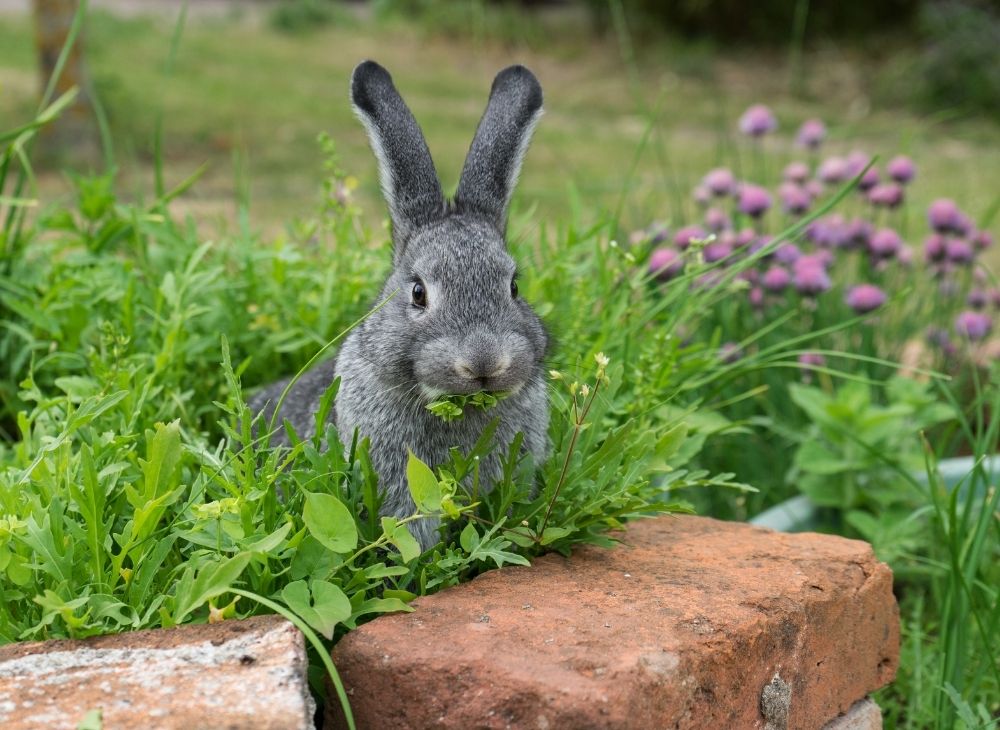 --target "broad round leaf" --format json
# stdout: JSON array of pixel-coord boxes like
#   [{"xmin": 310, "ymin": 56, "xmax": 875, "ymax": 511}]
[{"xmin": 303, "ymin": 491, "xmax": 358, "ymax": 554}]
